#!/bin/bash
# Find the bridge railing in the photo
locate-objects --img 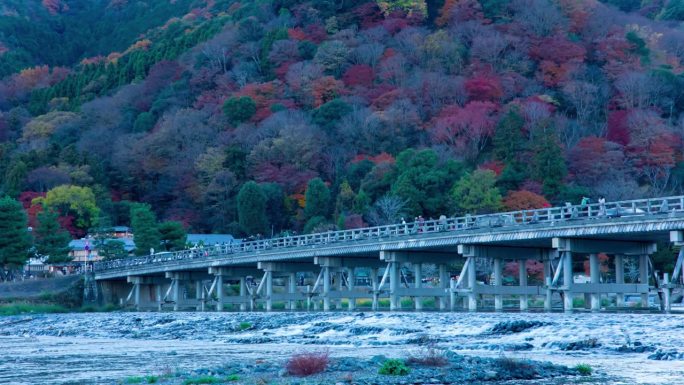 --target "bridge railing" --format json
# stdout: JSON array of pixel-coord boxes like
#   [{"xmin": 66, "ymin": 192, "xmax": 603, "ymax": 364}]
[{"xmin": 94, "ymin": 195, "xmax": 684, "ymax": 271}]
